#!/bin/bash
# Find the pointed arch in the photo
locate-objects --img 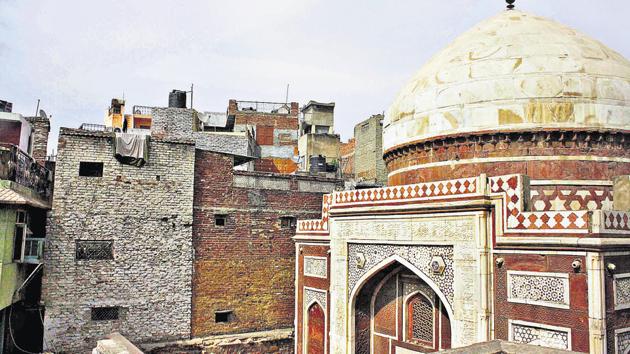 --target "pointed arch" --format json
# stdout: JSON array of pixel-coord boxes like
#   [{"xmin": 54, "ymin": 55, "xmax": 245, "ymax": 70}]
[{"xmin": 348, "ymin": 254, "xmax": 454, "ymax": 353}]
